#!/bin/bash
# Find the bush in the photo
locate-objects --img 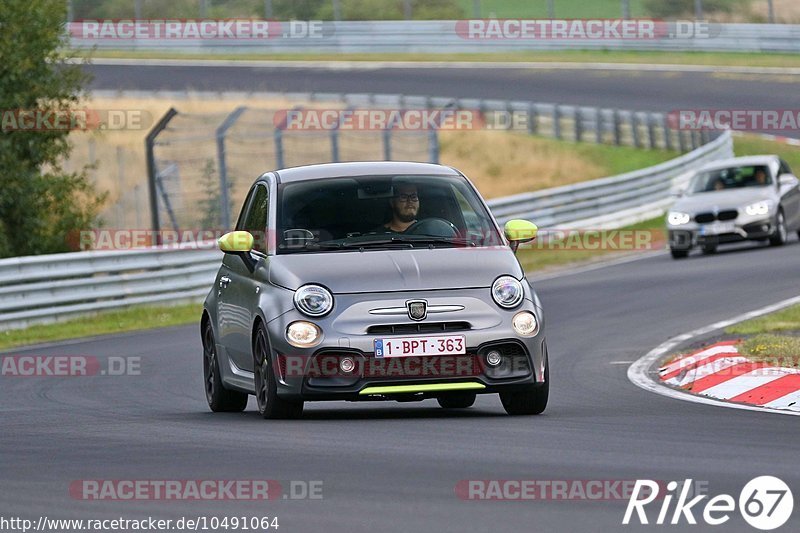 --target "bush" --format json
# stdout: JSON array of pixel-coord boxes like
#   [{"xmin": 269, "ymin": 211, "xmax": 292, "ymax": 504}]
[{"xmin": 0, "ymin": 0, "xmax": 106, "ymax": 258}]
